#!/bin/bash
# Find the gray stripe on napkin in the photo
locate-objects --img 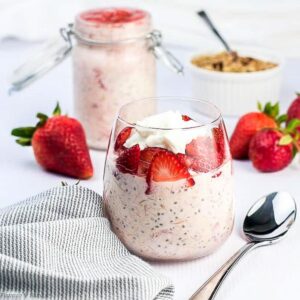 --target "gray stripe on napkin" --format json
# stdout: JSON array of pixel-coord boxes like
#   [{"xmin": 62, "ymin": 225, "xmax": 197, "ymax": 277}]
[{"xmin": 0, "ymin": 186, "xmax": 174, "ymax": 300}]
